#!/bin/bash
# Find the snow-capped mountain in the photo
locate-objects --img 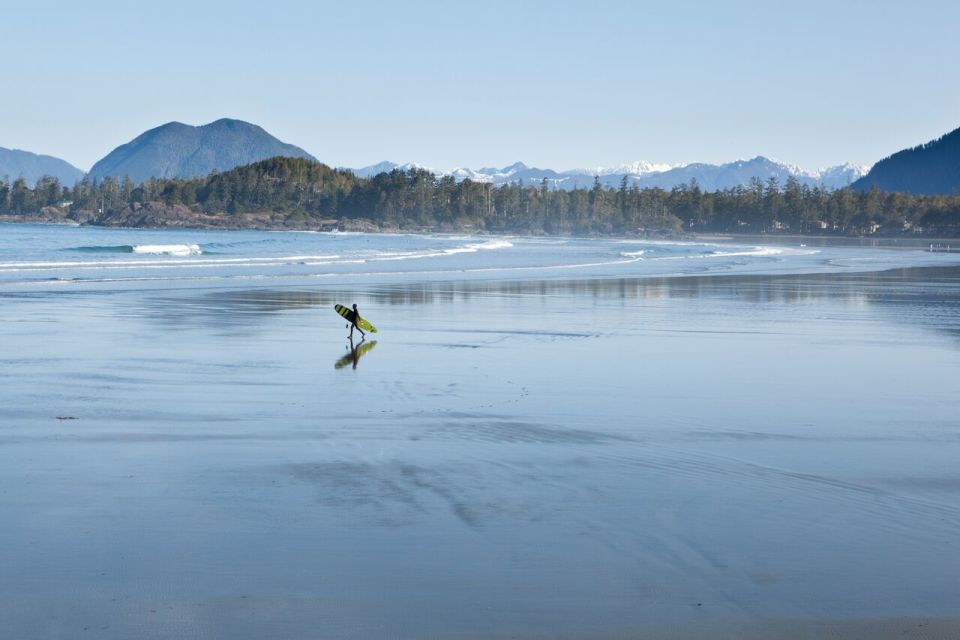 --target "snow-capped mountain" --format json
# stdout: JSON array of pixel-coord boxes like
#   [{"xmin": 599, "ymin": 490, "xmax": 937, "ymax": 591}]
[
  {"xmin": 807, "ymin": 162, "xmax": 872, "ymax": 187},
  {"xmin": 348, "ymin": 161, "xmax": 399, "ymax": 178},
  {"xmin": 623, "ymin": 157, "xmax": 870, "ymax": 191},
  {"xmin": 349, "ymin": 158, "xmax": 870, "ymax": 191},
  {"xmin": 448, "ymin": 167, "xmax": 492, "ymax": 182},
  {"xmin": 570, "ymin": 161, "xmax": 679, "ymax": 177},
  {"xmin": 349, "ymin": 161, "xmax": 439, "ymax": 178}
]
